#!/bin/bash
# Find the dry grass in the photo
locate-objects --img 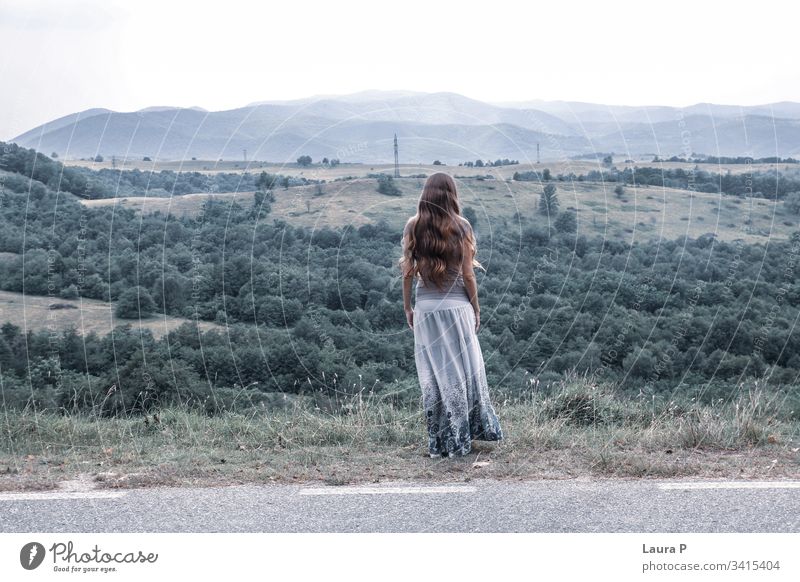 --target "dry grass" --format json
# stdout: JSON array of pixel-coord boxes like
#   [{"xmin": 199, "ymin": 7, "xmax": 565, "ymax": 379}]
[
  {"xmin": 0, "ymin": 290, "xmax": 223, "ymax": 339},
  {"xmin": 1, "ymin": 377, "xmax": 797, "ymax": 491},
  {"xmin": 78, "ymin": 174, "xmax": 796, "ymax": 244},
  {"xmin": 62, "ymin": 159, "xmax": 787, "ymax": 179}
]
